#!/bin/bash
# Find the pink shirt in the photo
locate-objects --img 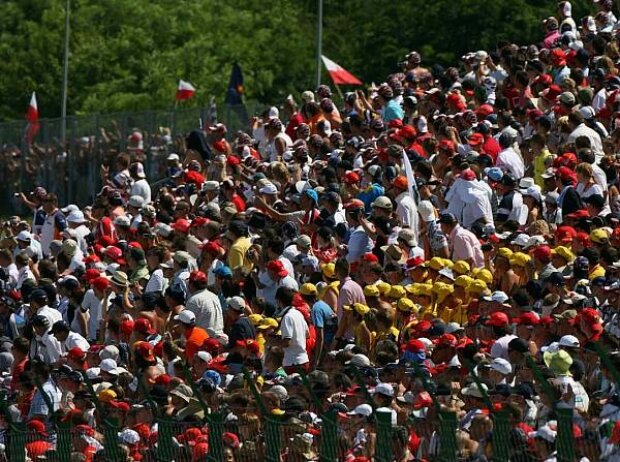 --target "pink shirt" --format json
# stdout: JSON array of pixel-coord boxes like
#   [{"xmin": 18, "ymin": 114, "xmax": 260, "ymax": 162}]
[
  {"xmin": 337, "ymin": 277, "xmax": 366, "ymax": 338},
  {"xmin": 449, "ymin": 225, "xmax": 485, "ymax": 268}
]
